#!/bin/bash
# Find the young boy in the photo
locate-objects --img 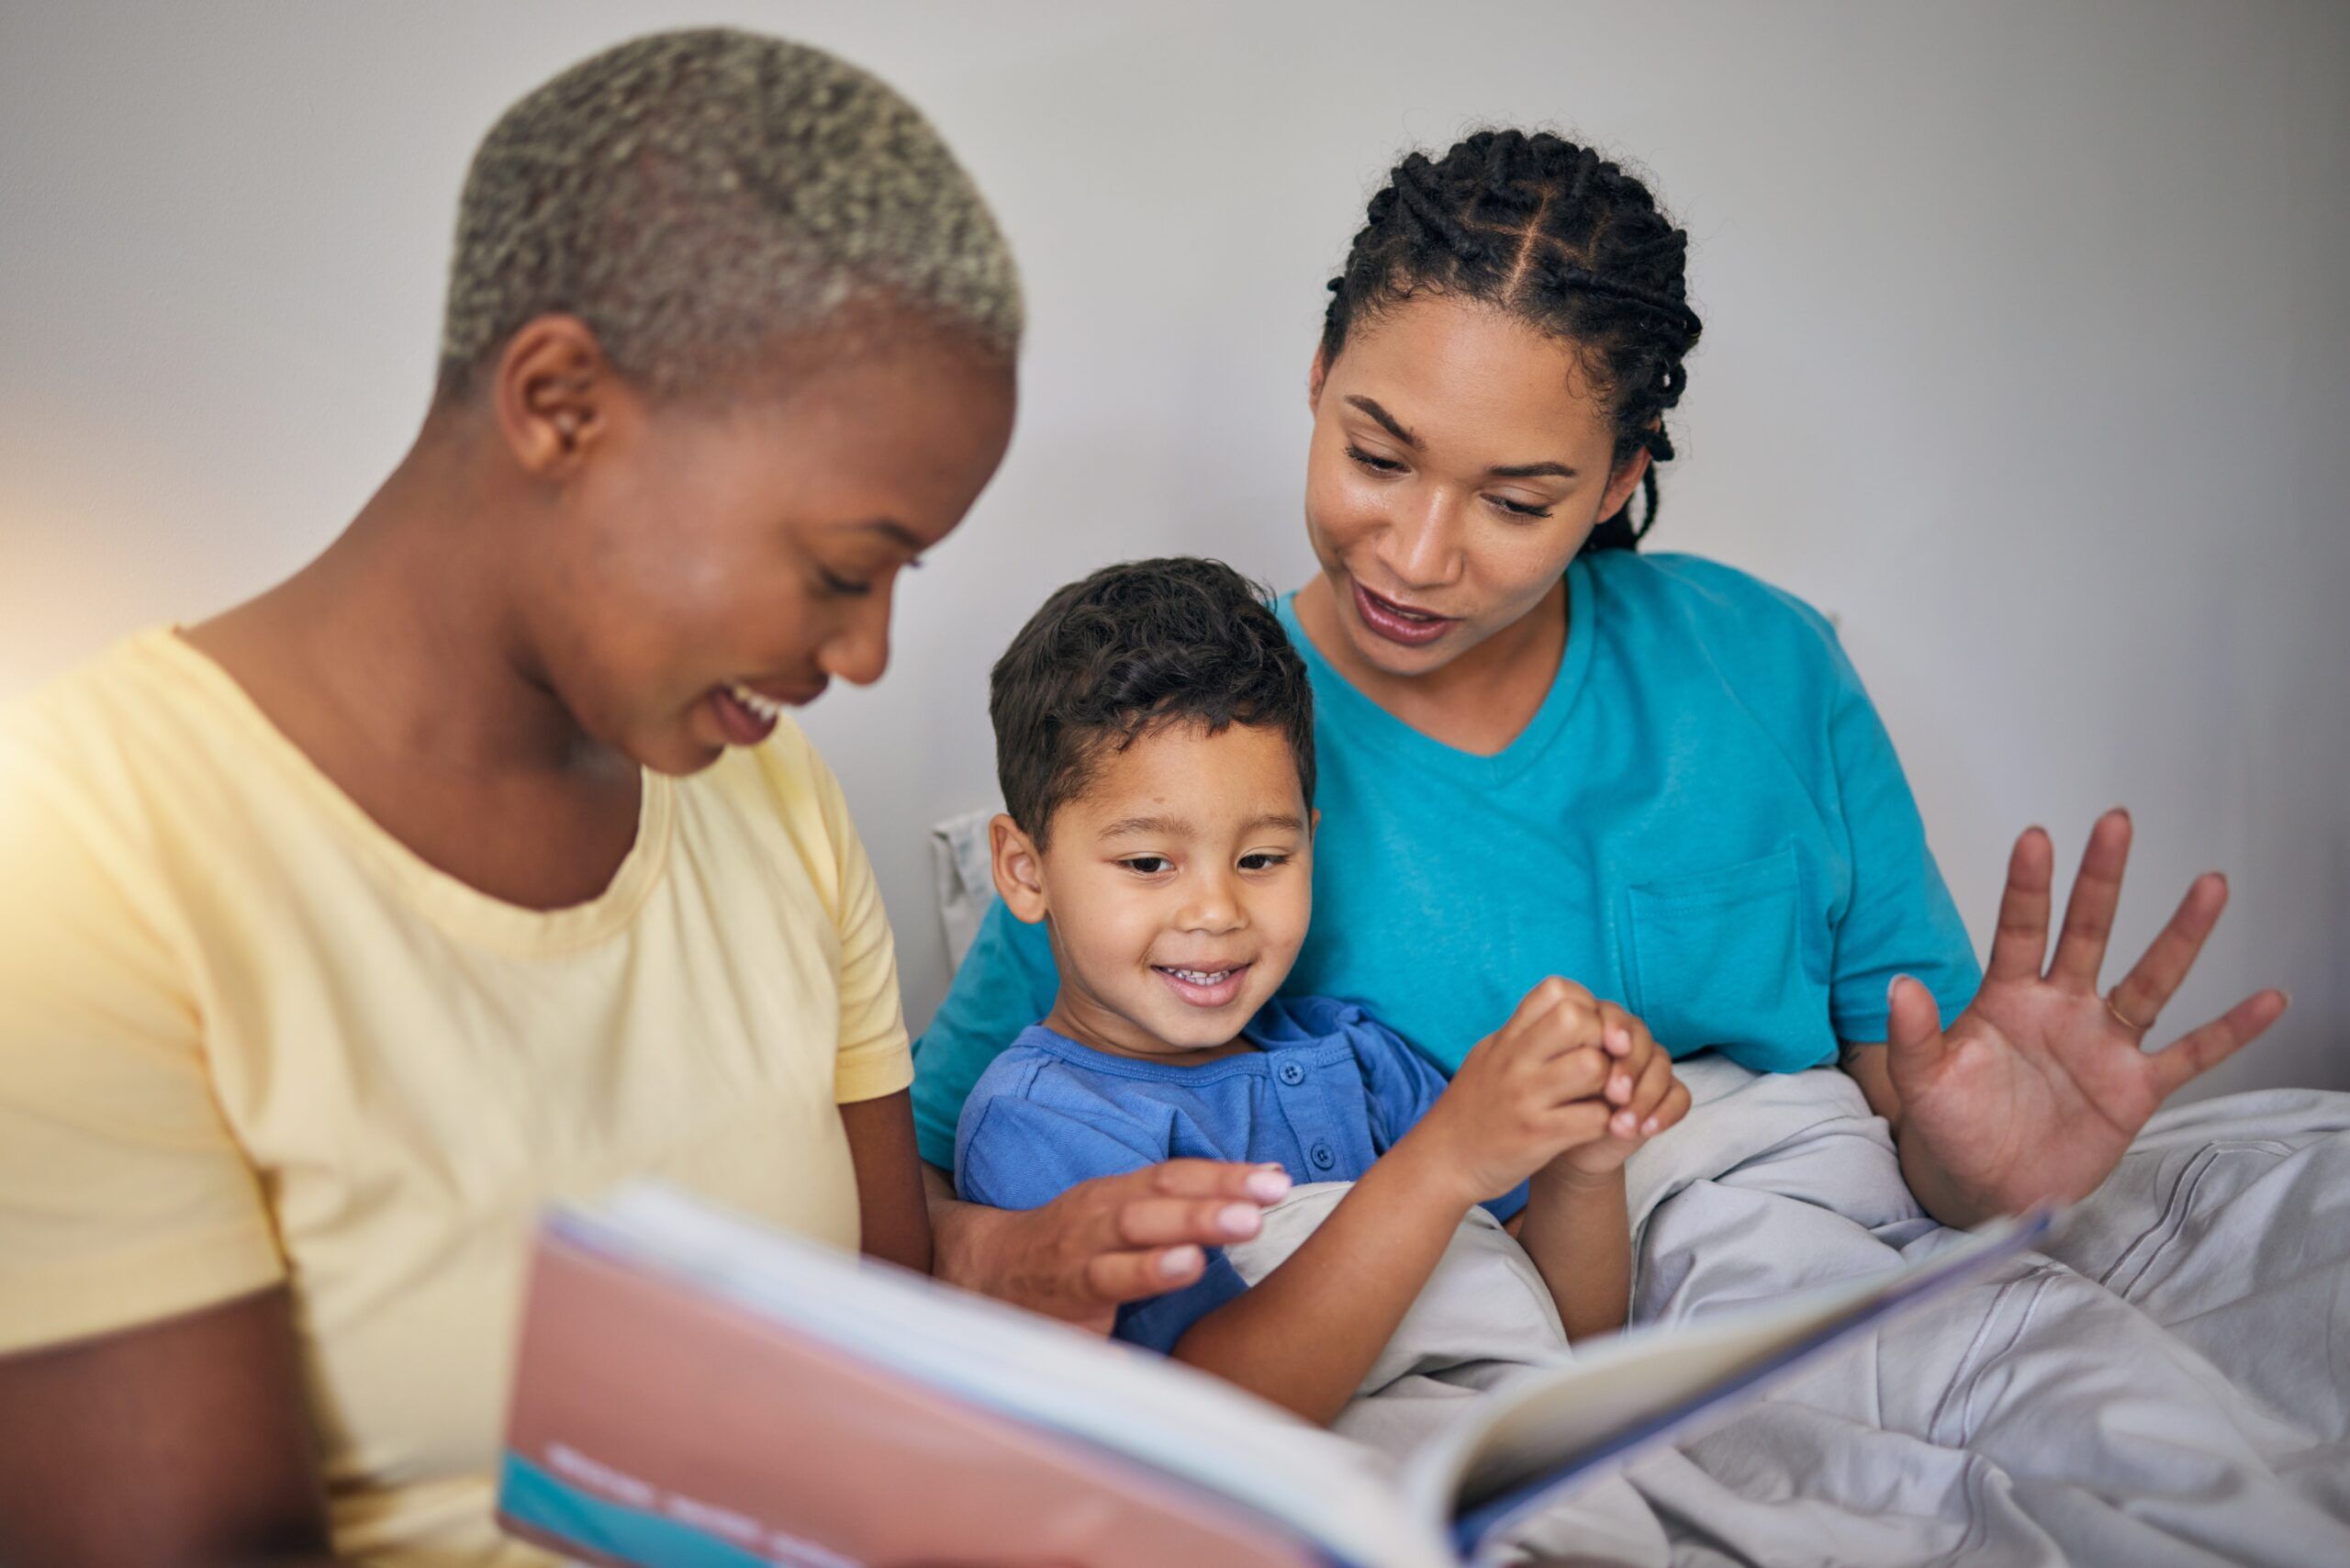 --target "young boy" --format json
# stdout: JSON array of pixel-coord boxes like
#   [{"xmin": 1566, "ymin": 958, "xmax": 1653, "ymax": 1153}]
[{"xmin": 955, "ymin": 558, "xmax": 1689, "ymax": 1425}]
